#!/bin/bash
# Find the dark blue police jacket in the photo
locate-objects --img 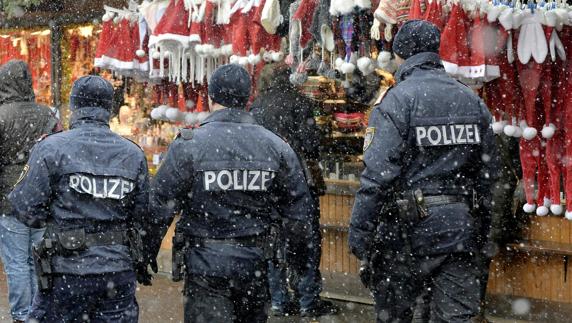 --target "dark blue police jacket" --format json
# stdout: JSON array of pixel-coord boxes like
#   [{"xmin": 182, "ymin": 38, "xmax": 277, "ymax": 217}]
[
  {"xmin": 9, "ymin": 106, "xmax": 149, "ymax": 275},
  {"xmin": 150, "ymin": 108, "xmax": 313, "ymax": 278},
  {"xmin": 349, "ymin": 52, "xmax": 500, "ymax": 260}
]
